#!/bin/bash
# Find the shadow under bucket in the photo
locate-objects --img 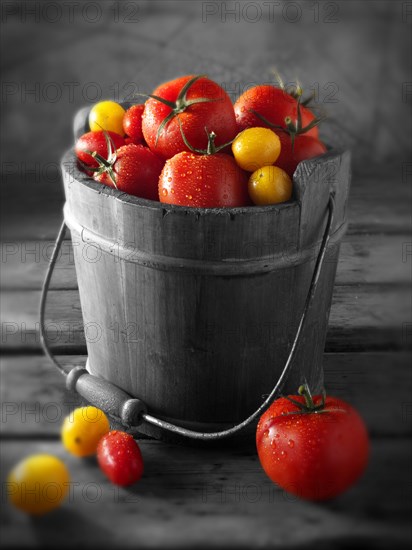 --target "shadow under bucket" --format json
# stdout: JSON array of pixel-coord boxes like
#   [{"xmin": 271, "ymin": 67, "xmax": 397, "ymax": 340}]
[{"xmin": 59, "ymin": 147, "xmax": 350, "ymax": 444}]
